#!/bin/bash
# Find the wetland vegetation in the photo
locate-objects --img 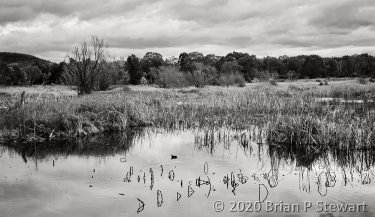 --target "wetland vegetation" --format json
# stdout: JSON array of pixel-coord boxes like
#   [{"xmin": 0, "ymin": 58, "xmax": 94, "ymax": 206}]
[
  {"xmin": 2, "ymin": 38, "xmax": 375, "ymax": 216},
  {"xmin": 1, "ymin": 78, "xmax": 375, "ymax": 152},
  {"xmin": 1, "ymin": 36, "xmax": 375, "ymax": 164}
]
